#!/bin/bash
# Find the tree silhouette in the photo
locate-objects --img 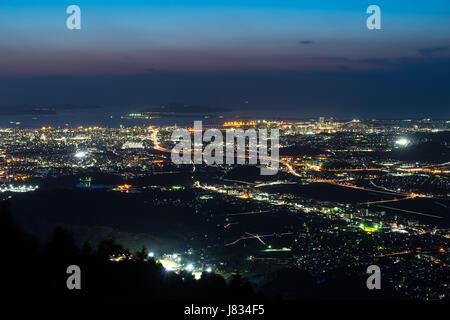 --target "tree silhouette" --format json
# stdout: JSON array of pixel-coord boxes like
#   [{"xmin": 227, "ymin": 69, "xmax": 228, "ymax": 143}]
[
  {"xmin": 135, "ymin": 245, "xmax": 147, "ymax": 262},
  {"xmin": 1, "ymin": 199, "xmax": 260, "ymax": 302}
]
